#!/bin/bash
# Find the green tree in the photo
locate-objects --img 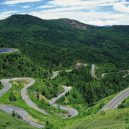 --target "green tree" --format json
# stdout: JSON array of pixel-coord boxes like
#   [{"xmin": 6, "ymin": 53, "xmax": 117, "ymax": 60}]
[{"xmin": 9, "ymin": 92, "xmax": 16, "ymax": 101}]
